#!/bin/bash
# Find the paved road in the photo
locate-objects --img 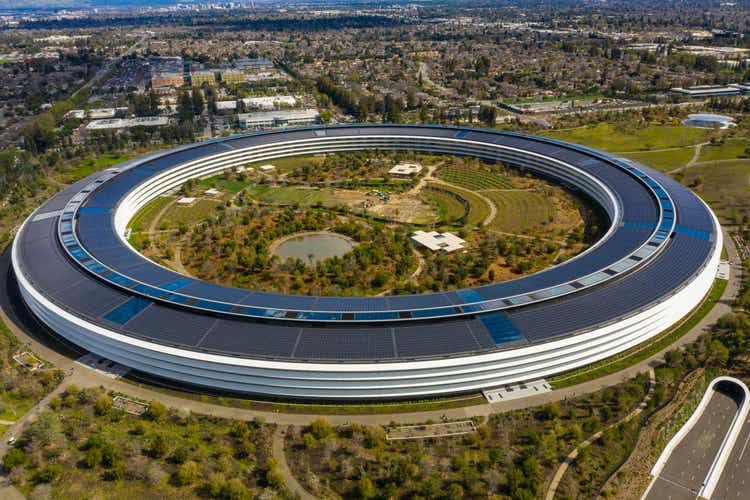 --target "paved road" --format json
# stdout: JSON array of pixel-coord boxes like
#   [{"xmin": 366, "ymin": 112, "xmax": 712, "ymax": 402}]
[
  {"xmin": 646, "ymin": 388, "xmax": 741, "ymax": 499},
  {"xmin": 713, "ymin": 413, "xmax": 750, "ymax": 499}
]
